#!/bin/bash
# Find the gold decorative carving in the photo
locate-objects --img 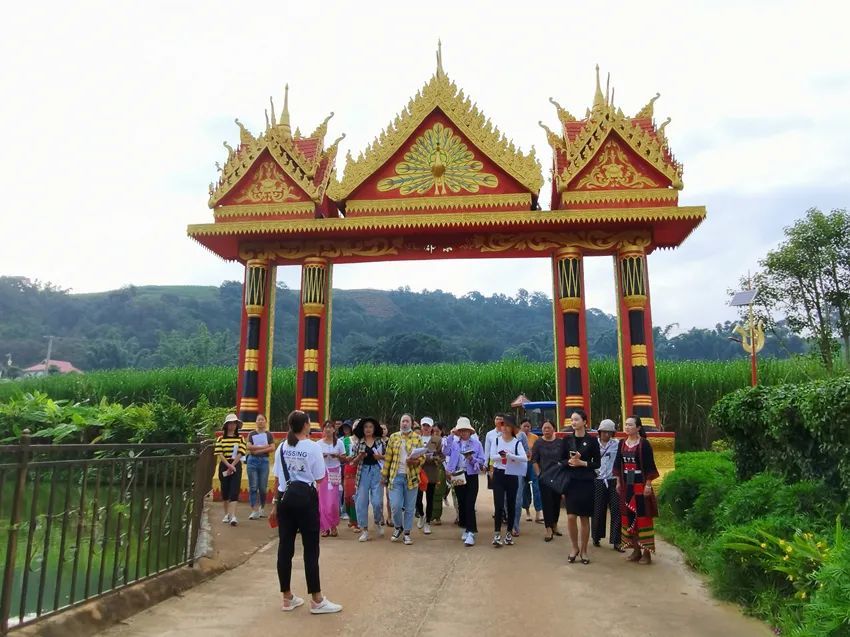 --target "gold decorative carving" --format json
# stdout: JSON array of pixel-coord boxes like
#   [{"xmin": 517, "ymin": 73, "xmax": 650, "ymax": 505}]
[
  {"xmin": 239, "ymin": 398, "xmax": 259, "ymax": 410},
  {"xmin": 329, "ymin": 70, "xmax": 542, "ymax": 199},
  {"xmin": 241, "ymin": 238, "xmax": 405, "ymax": 262},
  {"xmin": 231, "ymin": 160, "xmax": 301, "ymax": 204},
  {"xmin": 561, "ymin": 188, "xmax": 677, "ymax": 207},
  {"xmin": 377, "ymin": 122, "xmax": 498, "ymax": 196},
  {"xmin": 565, "ymin": 396, "xmax": 585, "ymax": 407},
  {"xmin": 214, "ymin": 202, "xmax": 316, "ymax": 218},
  {"xmin": 559, "ymin": 297, "xmax": 582, "ymax": 313},
  {"xmin": 209, "ymin": 86, "xmax": 344, "ymax": 208},
  {"xmin": 189, "ymin": 208, "xmax": 705, "ymax": 239},
  {"xmin": 575, "ymin": 140, "xmax": 659, "ymax": 190},
  {"xmin": 299, "ymin": 398, "xmax": 320, "ymax": 410},
  {"xmin": 565, "ymin": 346, "xmax": 582, "ymax": 368},
  {"xmin": 345, "ymin": 193, "xmax": 530, "ymax": 214},
  {"xmin": 542, "ymin": 71, "xmax": 683, "ymax": 193},
  {"xmin": 302, "ymin": 303, "xmax": 325, "ymax": 317},
  {"xmin": 630, "ymin": 344, "xmax": 648, "ymax": 366},
  {"xmin": 472, "ymin": 230, "xmax": 652, "ymax": 254},
  {"xmin": 623, "ymin": 294, "xmax": 648, "ymax": 310},
  {"xmin": 632, "ymin": 395, "xmax": 653, "ymax": 406}
]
